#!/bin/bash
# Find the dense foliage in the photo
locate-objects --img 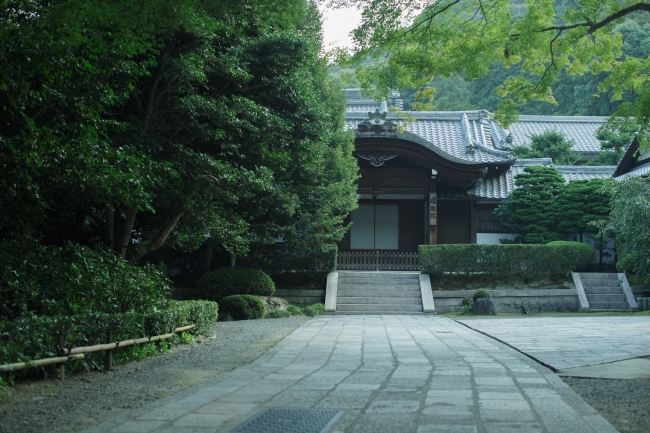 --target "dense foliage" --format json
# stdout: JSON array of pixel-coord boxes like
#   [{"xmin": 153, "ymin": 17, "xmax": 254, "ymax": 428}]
[
  {"xmin": 0, "ymin": 241, "xmax": 171, "ymax": 322},
  {"xmin": 1, "ymin": 0, "xmax": 358, "ymax": 263},
  {"xmin": 238, "ymin": 243, "xmax": 338, "ymax": 275},
  {"xmin": 494, "ymin": 166, "xmax": 566, "ymax": 244},
  {"xmin": 556, "ymin": 180, "xmax": 612, "ymax": 243},
  {"xmin": 419, "ymin": 243, "xmax": 594, "ymax": 277},
  {"xmin": 197, "ymin": 267, "xmax": 275, "ymax": 302},
  {"xmin": 602, "ymin": 177, "xmax": 650, "ymax": 286},
  {"xmin": 219, "ymin": 295, "xmax": 266, "ymax": 320},
  {"xmin": 495, "ymin": 167, "xmax": 612, "ymax": 244},
  {"xmin": 332, "ymin": 0, "xmax": 650, "ymax": 148}
]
